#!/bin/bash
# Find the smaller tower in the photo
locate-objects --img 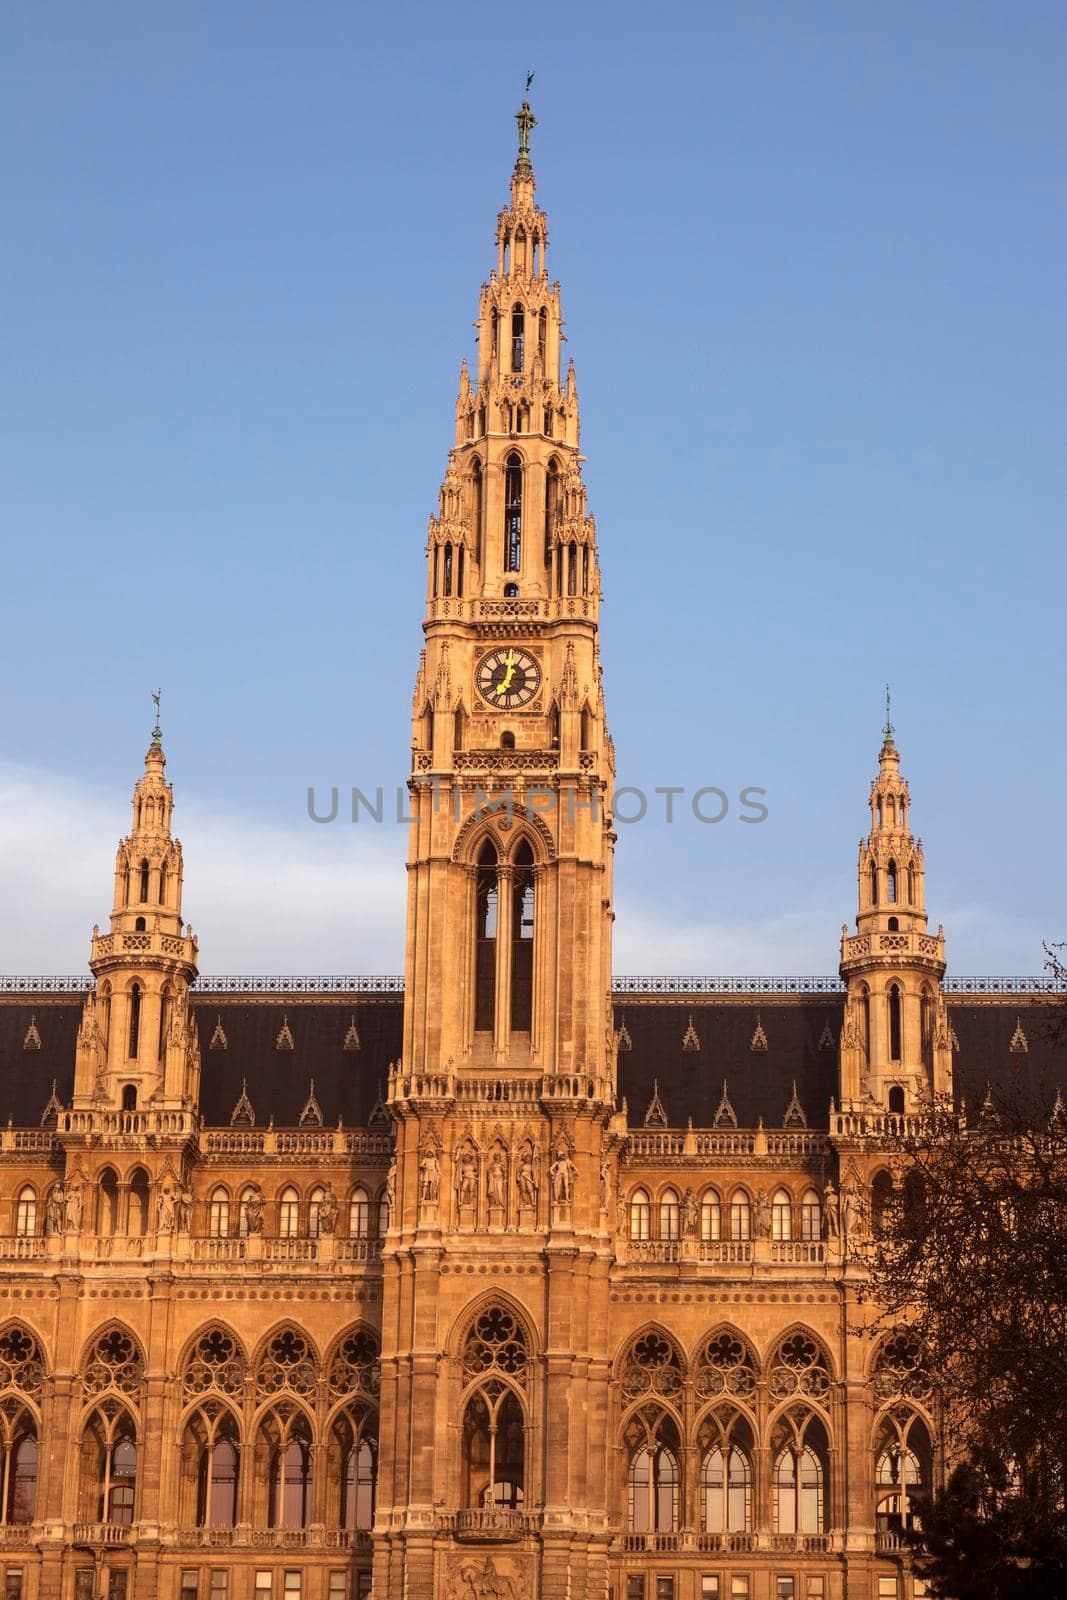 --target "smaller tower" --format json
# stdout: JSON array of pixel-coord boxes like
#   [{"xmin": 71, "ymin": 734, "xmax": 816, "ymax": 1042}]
[
  {"xmin": 839, "ymin": 705, "xmax": 950, "ymax": 1109},
  {"xmin": 75, "ymin": 698, "xmax": 199, "ymax": 1110}
]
